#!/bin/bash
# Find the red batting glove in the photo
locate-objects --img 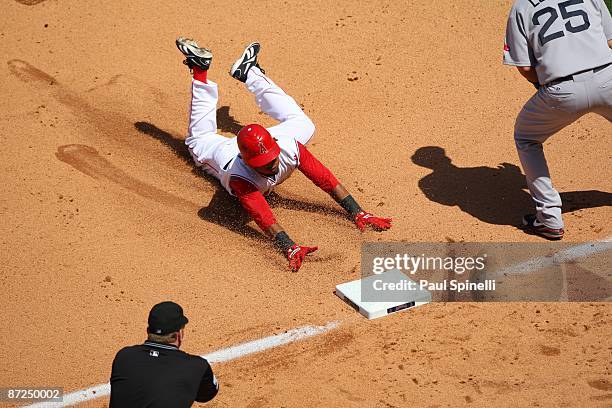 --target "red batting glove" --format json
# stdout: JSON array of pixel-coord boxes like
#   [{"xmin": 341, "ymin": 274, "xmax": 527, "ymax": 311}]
[
  {"xmin": 287, "ymin": 244, "xmax": 318, "ymax": 272},
  {"xmin": 354, "ymin": 211, "xmax": 392, "ymax": 232}
]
